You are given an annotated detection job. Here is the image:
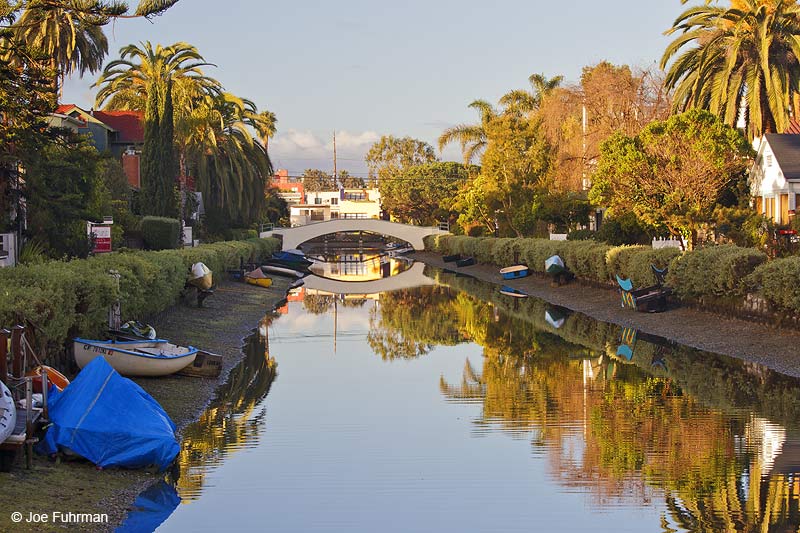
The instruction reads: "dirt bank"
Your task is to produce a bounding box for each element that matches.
[0,278,290,532]
[414,251,800,378]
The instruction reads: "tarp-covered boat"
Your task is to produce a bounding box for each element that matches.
[272,251,312,266]
[245,267,273,288]
[39,357,179,470]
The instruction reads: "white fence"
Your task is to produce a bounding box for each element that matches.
[652,237,684,250]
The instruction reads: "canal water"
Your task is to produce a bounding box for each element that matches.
[126,264,800,532]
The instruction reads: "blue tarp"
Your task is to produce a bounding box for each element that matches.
[115,481,180,533]
[39,357,179,470]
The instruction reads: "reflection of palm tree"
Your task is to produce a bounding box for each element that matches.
[175,329,278,500]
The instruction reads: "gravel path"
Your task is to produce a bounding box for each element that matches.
[414,252,800,378]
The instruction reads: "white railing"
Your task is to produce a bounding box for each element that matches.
[652,237,684,250]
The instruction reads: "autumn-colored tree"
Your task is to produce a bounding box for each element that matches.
[589,109,753,248]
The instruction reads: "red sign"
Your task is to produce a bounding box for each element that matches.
[90,225,112,253]
[778,229,798,236]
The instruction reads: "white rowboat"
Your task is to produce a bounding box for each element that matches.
[261,264,304,278]
[73,339,198,377]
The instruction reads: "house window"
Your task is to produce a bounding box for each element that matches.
[330,212,339,219]
[331,197,338,205]
[314,197,322,205]
[343,192,366,201]
[343,213,368,219]
[766,155,773,167]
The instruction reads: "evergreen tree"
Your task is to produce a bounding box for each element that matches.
[140,82,161,216]
[140,80,178,217]
[159,79,178,217]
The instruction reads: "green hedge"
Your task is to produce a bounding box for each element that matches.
[423,235,790,312]
[746,257,800,315]
[424,235,677,286]
[141,216,182,250]
[0,237,280,352]
[667,245,766,299]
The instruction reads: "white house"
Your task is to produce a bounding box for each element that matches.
[291,188,381,226]
[750,133,800,225]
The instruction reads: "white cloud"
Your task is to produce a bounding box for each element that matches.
[269,129,379,176]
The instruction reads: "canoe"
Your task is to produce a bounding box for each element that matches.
[500,285,528,298]
[26,365,70,393]
[443,254,462,263]
[245,276,273,288]
[500,265,529,280]
[73,339,198,377]
[261,264,304,278]
[0,381,15,444]
[545,255,565,275]
[456,257,475,267]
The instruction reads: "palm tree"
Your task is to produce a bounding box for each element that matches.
[438,99,497,164]
[7,2,109,94]
[499,73,564,114]
[661,0,800,137]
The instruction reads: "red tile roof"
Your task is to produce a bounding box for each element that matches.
[785,119,800,135]
[92,110,144,143]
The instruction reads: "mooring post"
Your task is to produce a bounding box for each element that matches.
[11,325,23,379]
[0,329,8,385]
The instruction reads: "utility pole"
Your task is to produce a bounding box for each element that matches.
[333,130,338,187]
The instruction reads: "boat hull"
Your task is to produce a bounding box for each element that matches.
[545,255,565,275]
[0,381,15,444]
[261,264,304,278]
[26,365,70,393]
[73,339,197,377]
[499,285,528,298]
[245,277,273,288]
[455,257,475,267]
[443,254,462,263]
[500,265,529,280]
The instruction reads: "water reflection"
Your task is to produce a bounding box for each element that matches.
[308,250,412,282]
[150,268,800,532]
[173,315,278,501]
[380,272,800,531]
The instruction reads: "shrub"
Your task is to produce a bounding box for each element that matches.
[141,216,181,250]
[567,229,594,241]
[667,245,767,299]
[606,246,682,287]
[746,257,800,315]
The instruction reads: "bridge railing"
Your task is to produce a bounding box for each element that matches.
[437,221,450,232]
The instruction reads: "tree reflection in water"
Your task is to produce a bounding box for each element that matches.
[173,315,279,501]
[373,277,800,532]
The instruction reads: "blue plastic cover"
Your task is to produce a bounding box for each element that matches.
[39,357,179,470]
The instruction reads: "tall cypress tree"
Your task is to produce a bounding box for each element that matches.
[140,84,161,216]
[159,79,178,217]
[140,80,179,217]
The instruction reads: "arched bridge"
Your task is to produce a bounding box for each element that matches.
[302,262,436,295]
[261,219,449,251]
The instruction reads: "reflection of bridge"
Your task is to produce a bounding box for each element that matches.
[262,219,449,251]
[302,261,436,295]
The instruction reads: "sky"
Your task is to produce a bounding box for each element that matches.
[62,0,690,177]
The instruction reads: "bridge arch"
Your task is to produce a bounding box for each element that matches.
[263,219,449,251]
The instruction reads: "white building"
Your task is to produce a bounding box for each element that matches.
[750,133,800,225]
[290,188,381,226]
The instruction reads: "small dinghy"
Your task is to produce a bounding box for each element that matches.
[456,257,476,267]
[499,285,528,298]
[443,254,462,263]
[261,264,304,279]
[73,339,198,377]
[245,267,273,288]
[26,365,70,393]
[0,381,16,444]
[500,265,529,280]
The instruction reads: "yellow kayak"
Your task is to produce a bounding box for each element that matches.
[245,276,273,288]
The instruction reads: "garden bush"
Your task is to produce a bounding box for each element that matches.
[141,216,182,250]
[667,245,766,299]
[606,246,682,288]
[0,237,280,353]
[746,257,800,315]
